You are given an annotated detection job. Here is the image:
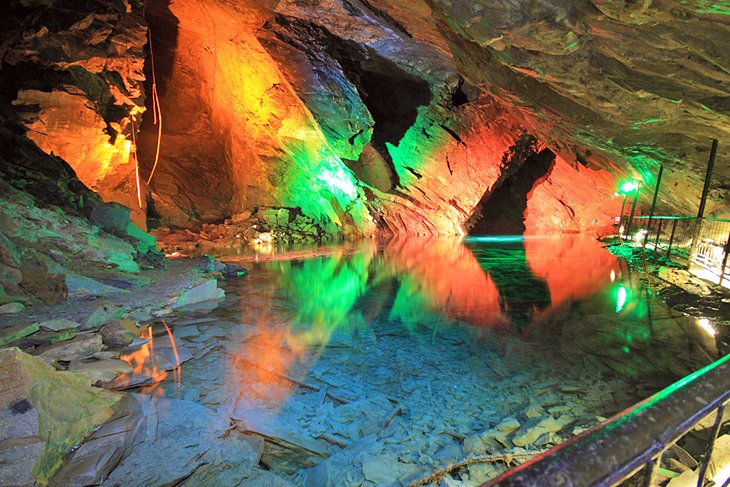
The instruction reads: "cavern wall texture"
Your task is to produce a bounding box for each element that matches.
[2,0,728,237]
[3,0,148,227]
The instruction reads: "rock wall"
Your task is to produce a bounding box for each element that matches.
[0,127,159,307]
[2,0,148,227]
[429,0,730,218]
[136,0,628,236]
[2,0,728,238]
[137,0,375,236]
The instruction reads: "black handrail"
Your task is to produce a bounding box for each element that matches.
[485,353,730,487]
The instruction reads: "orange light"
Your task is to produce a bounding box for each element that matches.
[130,116,143,209]
[120,326,168,387]
[161,319,182,385]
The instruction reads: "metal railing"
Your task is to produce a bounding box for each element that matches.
[486,353,730,487]
[692,218,730,286]
[626,215,696,261]
[623,215,730,286]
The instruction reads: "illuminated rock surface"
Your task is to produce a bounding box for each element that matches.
[4,0,726,236]
[0,1,729,485]
[0,347,119,485]
[132,0,727,233]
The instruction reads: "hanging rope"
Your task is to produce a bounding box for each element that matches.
[130,116,143,209]
[146,29,163,186]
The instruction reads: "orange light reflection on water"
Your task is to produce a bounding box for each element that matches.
[119,323,182,393]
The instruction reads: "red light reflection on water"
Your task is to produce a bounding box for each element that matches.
[525,237,621,311]
[384,238,509,329]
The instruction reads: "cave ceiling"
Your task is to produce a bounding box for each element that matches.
[1,0,728,235]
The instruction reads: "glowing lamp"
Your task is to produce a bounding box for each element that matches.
[619,181,639,194]
[698,318,716,336]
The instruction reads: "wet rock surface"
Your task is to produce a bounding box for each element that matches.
[606,243,730,351]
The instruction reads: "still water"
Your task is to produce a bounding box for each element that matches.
[132,237,718,485]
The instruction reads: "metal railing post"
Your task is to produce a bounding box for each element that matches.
[645,166,664,248]
[620,194,628,238]
[695,404,725,487]
[628,185,640,237]
[689,139,719,268]
[697,140,718,221]
[667,219,678,259]
[720,227,730,287]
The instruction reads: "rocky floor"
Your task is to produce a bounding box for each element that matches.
[70,271,646,487]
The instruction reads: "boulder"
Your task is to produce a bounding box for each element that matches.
[100,319,139,348]
[0,348,119,484]
[362,454,419,484]
[495,417,521,436]
[0,302,25,314]
[68,359,133,385]
[522,400,546,419]
[82,302,125,330]
[39,319,80,332]
[173,279,224,309]
[512,417,564,448]
[89,202,131,236]
[65,275,129,297]
[463,433,487,456]
[0,322,40,347]
[18,329,77,347]
[19,261,67,305]
[37,334,104,364]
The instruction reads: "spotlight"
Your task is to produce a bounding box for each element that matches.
[697,318,716,336]
[618,180,639,195]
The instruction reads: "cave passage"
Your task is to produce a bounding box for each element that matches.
[470,147,556,235]
[327,41,432,190]
[355,66,432,156]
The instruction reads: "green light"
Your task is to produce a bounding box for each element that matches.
[616,285,627,313]
[619,181,638,194]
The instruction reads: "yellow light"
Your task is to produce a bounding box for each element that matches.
[633,229,647,244]
[610,270,616,282]
[698,318,716,336]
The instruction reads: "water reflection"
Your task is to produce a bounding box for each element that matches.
[220,236,716,396]
[466,239,552,327]
[228,236,623,334]
[117,236,720,485]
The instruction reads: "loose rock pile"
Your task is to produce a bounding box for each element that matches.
[152,206,347,255]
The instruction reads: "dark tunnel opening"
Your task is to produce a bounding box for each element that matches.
[470,147,557,235]
[331,50,432,191]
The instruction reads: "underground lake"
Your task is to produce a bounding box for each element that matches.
[20,236,713,486]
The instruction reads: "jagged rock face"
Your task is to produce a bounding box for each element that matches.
[136,0,374,235]
[3,0,728,236]
[427,0,730,218]
[0,127,161,306]
[136,0,631,235]
[2,0,148,227]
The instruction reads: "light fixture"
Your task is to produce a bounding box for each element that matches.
[697,318,717,336]
[618,180,639,195]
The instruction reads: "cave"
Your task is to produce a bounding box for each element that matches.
[470,145,557,235]
[1,0,729,485]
